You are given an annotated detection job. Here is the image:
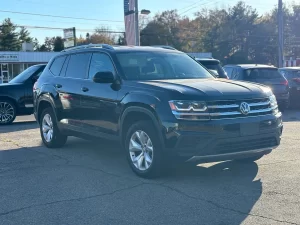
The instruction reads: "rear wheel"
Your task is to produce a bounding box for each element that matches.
[40,107,67,148]
[0,100,16,125]
[125,121,164,178]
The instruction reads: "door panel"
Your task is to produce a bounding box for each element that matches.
[80,52,119,136]
[55,53,91,128]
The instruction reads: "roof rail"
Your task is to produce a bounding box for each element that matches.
[151,45,177,50]
[62,43,114,52]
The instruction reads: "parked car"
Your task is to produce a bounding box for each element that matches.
[34,44,282,178]
[195,58,228,79]
[0,64,46,125]
[279,67,300,107]
[223,64,289,111]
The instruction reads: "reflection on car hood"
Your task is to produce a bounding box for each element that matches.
[140,79,270,99]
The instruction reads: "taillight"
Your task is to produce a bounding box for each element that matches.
[281,80,288,86]
[292,77,300,83]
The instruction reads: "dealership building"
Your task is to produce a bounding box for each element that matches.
[0,51,58,83]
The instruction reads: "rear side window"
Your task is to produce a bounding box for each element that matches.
[50,56,67,76]
[244,69,282,81]
[65,53,91,79]
[231,68,240,80]
[88,53,115,79]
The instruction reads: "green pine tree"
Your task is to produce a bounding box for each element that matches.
[0,18,20,51]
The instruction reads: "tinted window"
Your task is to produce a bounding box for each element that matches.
[9,65,45,84]
[244,69,282,81]
[65,53,91,79]
[197,61,226,78]
[281,70,300,79]
[88,53,115,79]
[224,67,233,78]
[231,68,240,80]
[50,56,66,76]
[116,52,213,80]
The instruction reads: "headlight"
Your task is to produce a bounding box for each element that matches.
[269,95,277,108]
[169,100,209,120]
[169,100,207,112]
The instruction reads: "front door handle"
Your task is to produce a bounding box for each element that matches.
[81,87,89,92]
[55,84,62,88]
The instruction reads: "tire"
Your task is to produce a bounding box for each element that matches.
[39,107,67,148]
[0,100,16,125]
[236,154,264,163]
[125,121,164,178]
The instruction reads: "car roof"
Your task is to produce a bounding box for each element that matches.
[61,44,182,54]
[224,64,277,69]
[279,67,300,70]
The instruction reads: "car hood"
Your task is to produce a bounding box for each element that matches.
[138,79,270,100]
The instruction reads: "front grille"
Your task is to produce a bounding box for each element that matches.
[216,137,278,154]
[172,98,278,120]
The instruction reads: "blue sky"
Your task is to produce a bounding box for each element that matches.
[0,0,294,43]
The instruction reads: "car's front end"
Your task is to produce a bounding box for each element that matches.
[152,80,282,163]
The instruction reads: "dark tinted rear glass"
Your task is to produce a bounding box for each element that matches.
[9,65,45,83]
[65,53,91,79]
[244,69,282,80]
[197,60,226,78]
[282,70,300,79]
[50,56,67,76]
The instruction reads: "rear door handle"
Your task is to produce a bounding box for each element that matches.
[81,87,89,92]
[55,84,62,88]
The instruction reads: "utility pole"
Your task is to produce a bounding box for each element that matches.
[134,0,140,46]
[278,0,284,67]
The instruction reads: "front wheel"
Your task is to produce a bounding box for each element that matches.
[40,107,67,148]
[125,121,164,178]
[0,100,16,125]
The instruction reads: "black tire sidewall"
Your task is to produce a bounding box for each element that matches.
[40,107,66,148]
[125,121,163,178]
[0,100,16,125]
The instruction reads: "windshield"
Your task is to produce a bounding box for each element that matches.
[244,68,282,80]
[9,65,44,84]
[197,60,227,78]
[116,52,213,80]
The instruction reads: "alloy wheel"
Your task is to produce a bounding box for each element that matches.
[42,114,53,142]
[129,130,154,171]
[0,102,15,124]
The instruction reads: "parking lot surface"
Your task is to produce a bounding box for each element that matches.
[1,111,300,225]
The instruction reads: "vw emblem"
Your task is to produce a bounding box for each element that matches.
[240,102,250,115]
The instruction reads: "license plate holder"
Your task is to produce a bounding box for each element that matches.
[240,123,259,136]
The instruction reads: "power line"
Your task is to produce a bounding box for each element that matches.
[179,0,221,16]
[178,0,206,12]
[0,10,124,23]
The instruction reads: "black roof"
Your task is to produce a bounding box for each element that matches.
[61,44,182,54]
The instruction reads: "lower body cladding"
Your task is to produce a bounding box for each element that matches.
[162,113,283,163]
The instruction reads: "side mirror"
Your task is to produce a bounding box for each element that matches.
[93,72,115,83]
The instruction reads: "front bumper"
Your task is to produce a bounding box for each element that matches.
[162,112,283,162]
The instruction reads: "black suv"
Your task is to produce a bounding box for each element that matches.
[34,44,283,177]
[0,64,46,124]
[223,64,289,110]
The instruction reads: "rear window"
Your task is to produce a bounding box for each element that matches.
[50,56,67,76]
[281,70,300,79]
[197,60,227,78]
[244,69,282,80]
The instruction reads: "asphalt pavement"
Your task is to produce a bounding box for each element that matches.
[0,112,300,225]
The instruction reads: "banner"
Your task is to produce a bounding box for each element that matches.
[124,0,136,45]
